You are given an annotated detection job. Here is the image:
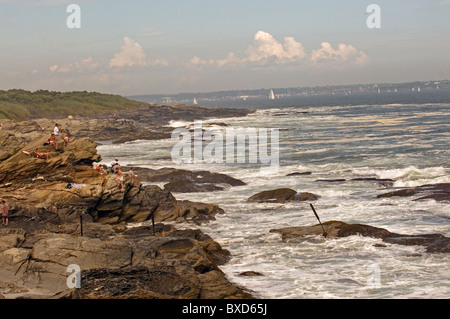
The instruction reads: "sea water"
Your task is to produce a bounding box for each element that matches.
[98,90,450,299]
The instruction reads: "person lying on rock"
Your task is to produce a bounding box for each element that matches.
[49,133,58,150]
[34,148,52,162]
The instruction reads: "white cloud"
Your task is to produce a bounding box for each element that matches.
[311,42,369,65]
[109,37,149,68]
[148,59,170,67]
[49,64,71,73]
[188,31,306,68]
[49,65,59,73]
[187,52,238,68]
[109,37,169,68]
[49,56,100,73]
[187,31,367,69]
[245,30,306,63]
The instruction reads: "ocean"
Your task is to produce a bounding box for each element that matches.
[98,90,450,299]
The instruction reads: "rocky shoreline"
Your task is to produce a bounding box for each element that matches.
[1,102,449,299]
[0,104,255,299]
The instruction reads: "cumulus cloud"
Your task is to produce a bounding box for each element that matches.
[187,31,306,68]
[187,31,367,69]
[187,52,239,68]
[109,37,150,68]
[245,31,306,63]
[109,37,169,68]
[49,64,71,73]
[311,42,369,65]
[49,56,100,73]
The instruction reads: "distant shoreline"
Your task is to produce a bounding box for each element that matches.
[127,79,450,106]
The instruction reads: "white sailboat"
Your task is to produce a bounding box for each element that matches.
[193,97,198,105]
[269,89,275,100]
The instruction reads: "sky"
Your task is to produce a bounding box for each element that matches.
[1,0,450,96]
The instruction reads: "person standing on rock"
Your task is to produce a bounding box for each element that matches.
[115,168,125,191]
[1,200,8,227]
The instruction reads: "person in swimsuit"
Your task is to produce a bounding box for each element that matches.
[49,133,58,150]
[34,148,52,162]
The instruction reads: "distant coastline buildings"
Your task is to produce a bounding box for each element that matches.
[129,80,449,105]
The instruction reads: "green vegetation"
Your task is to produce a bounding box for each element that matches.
[0,89,144,121]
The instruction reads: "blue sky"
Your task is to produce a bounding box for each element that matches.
[1,0,449,95]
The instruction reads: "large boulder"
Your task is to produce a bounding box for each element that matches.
[377,188,416,198]
[247,188,319,203]
[133,167,246,193]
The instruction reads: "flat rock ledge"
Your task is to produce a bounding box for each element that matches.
[132,167,246,193]
[270,220,450,254]
[377,183,450,203]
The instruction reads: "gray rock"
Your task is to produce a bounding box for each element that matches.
[270,220,450,253]
[247,188,319,203]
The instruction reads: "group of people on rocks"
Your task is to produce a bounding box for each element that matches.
[92,157,138,192]
[22,123,74,163]
[49,123,72,148]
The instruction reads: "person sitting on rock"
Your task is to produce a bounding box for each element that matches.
[114,168,125,191]
[111,158,121,174]
[61,129,72,146]
[92,159,106,175]
[127,168,138,183]
[53,123,61,136]
[34,148,52,162]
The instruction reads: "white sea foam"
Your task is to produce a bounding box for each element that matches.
[167,119,193,128]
